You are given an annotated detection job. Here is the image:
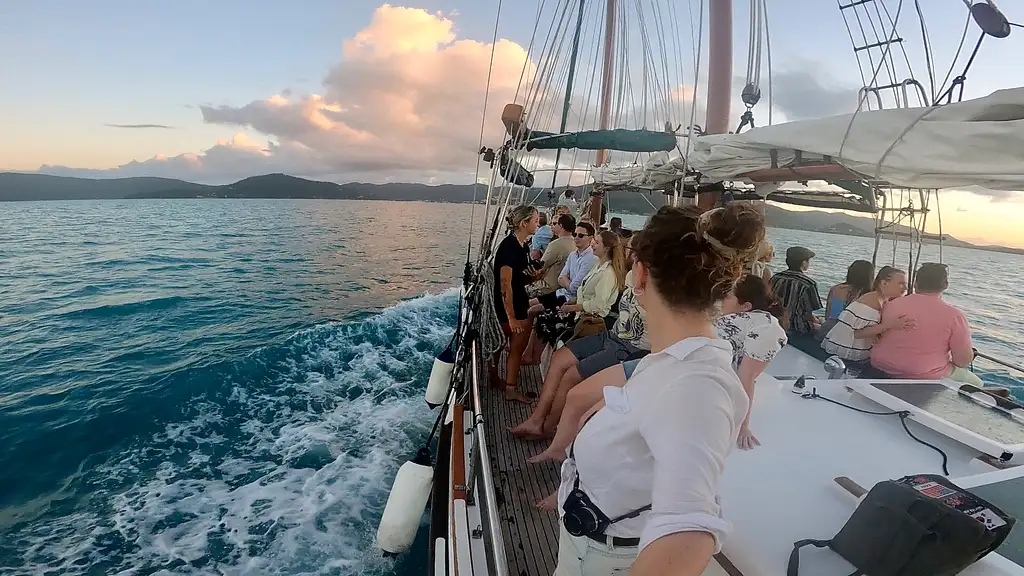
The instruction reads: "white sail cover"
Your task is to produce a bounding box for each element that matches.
[688,87,1024,191]
[592,146,687,188]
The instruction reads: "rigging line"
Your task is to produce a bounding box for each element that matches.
[524,0,572,117]
[876,0,921,102]
[649,0,675,120]
[863,1,901,96]
[763,0,773,125]
[935,10,973,103]
[912,0,936,102]
[513,0,549,106]
[840,2,870,90]
[664,0,688,124]
[838,0,906,164]
[849,8,881,107]
[468,0,506,261]
[682,0,704,166]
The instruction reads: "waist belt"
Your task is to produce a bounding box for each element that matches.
[586,533,640,547]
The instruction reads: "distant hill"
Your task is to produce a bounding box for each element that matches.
[2,172,1021,255]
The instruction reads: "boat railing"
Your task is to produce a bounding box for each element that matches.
[468,339,510,576]
[973,350,1024,376]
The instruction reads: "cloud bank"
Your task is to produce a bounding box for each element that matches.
[45,5,534,184]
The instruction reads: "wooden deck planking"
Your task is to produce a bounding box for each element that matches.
[480,351,562,576]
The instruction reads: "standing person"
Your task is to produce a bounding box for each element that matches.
[557,188,580,216]
[492,205,541,403]
[552,204,763,576]
[770,246,824,358]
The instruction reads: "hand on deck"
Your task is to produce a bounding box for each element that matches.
[737,424,760,450]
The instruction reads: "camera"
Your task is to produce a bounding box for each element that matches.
[561,488,612,538]
[529,258,544,270]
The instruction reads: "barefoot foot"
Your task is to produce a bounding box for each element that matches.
[527,449,565,465]
[508,420,545,437]
[536,492,558,511]
[504,387,536,404]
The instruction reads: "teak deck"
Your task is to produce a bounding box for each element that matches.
[483,353,561,576]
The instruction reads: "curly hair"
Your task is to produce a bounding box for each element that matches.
[632,204,765,312]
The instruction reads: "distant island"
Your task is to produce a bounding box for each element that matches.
[2,171,1022,256]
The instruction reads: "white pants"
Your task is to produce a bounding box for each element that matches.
[553,525,638,576]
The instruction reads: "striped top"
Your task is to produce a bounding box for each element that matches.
[769,270,822,335]
[822,301,881,361]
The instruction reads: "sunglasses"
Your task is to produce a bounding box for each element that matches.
[573,233,590,238]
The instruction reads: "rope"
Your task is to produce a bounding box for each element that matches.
[468,0,506,262]
[480,253,508,358]
[763,0,773,125]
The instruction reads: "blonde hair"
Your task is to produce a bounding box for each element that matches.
[506,204,537,232]
[756,239,774,263]
[599,230,628,292]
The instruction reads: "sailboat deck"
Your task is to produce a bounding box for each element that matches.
[483,353,561,576]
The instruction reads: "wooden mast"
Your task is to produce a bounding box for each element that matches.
[697,0,733,211]
[589,0,617,225]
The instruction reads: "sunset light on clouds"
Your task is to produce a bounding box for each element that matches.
[3,1,1024,245]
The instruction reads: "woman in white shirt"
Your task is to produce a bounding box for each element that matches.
[553,204,763,576]
[714,275,788,451]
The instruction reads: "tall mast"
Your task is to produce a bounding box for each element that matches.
[589,0,617,224]
[698,0,733,210]
[552,0,587,191]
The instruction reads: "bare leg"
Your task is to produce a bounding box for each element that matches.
[504,323,533,403]
[529,363,627,464]
[509,346,579,436]
[536,491,558,510]
[541,365,584,437]
[521,303,547,365]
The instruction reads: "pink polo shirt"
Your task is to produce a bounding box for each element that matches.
[870,293,973,379]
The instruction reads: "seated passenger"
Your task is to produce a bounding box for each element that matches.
[510,232,636,440]
[869,263,982,385]
[822,266,911,375]
[530,213,576,299]
[713,275,788,450]
[749,240,773,289]
[522,221,596,364]
[770,246,825,359]
[529,212,553,260]
[528,273,785,469]
[824,260,874,322]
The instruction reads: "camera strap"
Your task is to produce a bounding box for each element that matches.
[569,411,652,524]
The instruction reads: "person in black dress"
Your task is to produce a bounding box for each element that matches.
[493,204,540,403]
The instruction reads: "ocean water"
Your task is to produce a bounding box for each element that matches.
[0,199,1021,576]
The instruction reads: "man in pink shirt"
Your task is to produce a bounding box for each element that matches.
[869,263,982,385]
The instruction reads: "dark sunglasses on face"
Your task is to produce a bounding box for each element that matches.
[573,233,590,238]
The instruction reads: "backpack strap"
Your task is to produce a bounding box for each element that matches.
[788,539,863,576]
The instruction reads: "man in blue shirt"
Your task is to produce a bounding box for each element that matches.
[530,212,553,260]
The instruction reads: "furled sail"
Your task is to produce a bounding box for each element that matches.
[688,87,1024,191]
[524,129,678,153]
[498,148,535,188]
[591,150,688,188]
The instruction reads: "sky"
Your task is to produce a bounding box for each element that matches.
[2,0,1024,246]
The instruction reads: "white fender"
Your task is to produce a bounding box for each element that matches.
[377,459,434,555]
[425,347,456,408]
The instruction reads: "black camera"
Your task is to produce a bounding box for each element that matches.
[561,488,612,538]
[529,258,544,270]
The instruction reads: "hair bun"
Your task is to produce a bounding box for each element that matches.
[702,203,764,257]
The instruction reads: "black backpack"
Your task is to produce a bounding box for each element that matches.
[789,474,1015,576]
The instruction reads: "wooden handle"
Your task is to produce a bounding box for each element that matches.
[835,476,867,498]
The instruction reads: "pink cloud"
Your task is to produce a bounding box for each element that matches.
[45,5,535,184]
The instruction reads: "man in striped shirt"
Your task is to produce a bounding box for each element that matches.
[770,246,824,357]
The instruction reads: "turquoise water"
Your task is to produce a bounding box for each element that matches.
[1,200,1021,576]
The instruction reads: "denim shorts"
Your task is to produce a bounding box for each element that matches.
[622,358,642,380]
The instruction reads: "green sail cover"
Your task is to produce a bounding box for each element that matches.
[525,129,677,153]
